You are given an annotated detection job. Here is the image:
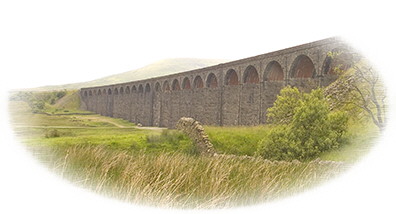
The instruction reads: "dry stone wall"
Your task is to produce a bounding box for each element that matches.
[176,117,216,156]
[81,38,356,128]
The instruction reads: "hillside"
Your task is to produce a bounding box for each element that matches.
[53,90,81,110]
[31,58,229,91]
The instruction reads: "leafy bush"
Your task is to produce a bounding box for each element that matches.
[267,86,303,124]
[31,100,45,113]
[258,88,349,161]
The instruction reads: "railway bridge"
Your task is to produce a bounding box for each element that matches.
[80,38,354,127]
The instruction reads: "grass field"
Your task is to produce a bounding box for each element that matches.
[8,99,379,208]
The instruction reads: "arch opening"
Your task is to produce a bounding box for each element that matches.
[155,82,161,92]
[206,73,218,88]
[193,76,204,89]
[182,77,191,89]
[114,88,119,95]
[138,85,144,93]
[145,83,151,93]
[225,69,239,85]
[98,90,102,95]
[131,85,137,93]
[163,81,170,91]
[107,88,112,95]
[243,65,259,84]
[126,86,130,94]
[290,55,315,78]
[172,79,181,91]
[265,61,284,81]
[84,91,88,97]
[120,87,124,94]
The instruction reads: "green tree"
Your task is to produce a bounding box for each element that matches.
[266,86,302,124]
[259,88,349,161]
[324,53,386,131]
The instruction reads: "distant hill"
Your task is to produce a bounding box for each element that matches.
[30,58,229,91]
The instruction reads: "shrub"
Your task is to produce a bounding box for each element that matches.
[30,100,45,113]
[266,86,303,124]
[45,129,61,138]
[258,88,349,161]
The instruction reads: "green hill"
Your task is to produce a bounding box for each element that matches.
[31,58,229,91]
[53,90,81,110]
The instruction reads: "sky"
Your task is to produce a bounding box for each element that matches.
[1,0,396,214]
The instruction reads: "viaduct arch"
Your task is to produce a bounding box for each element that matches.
[81,38,355,127]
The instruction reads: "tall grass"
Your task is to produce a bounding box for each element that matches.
[33,143,346,209]
[205,126,271,156]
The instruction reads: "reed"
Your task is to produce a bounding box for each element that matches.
[34,143,346,209]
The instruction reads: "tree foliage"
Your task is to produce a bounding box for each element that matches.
[266,86,302,124]
[9,90,68,113]
[324,54,386,131]
[259,88,349,161]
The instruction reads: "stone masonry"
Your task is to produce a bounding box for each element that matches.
[80,37,356,128]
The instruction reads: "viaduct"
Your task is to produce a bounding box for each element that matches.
[80,37,354,128]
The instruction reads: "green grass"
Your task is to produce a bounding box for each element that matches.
[319,120,379,163]
[8,98,379,208]
[53,90,82,110]
[11,101,194,154]
[205,126,271,156]
[9,101,133,128]
[32,143,345,208]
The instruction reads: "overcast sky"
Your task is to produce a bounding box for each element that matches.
[1,1,396,214]
[1,0,394,90]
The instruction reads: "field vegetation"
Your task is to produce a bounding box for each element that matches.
[8,58,383,208]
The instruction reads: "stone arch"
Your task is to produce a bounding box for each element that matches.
[93,90,97,95]
[138,84,144,93]
[114,88,119,95]
[98,89,102,95]
[225,69,239,85]
[172,79,181,91]
[103,89,107,95]
[322,48,353,75]
[193,75,204,89]
[88,90,92,96]
[163,81,170,91]
[84,91,88,97]
[243,65,259,84]
[265,61,284,81]
[125,86,130,94]
[107,88,112,95]
[182,77,191,89]
[131,85,137,93]
[206,73,218,88]
[290,55,315,78]
[155,82,161,92]
[120,87,124,94]
[145,83,151,93]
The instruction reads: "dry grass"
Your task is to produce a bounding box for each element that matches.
[33,143,346,209]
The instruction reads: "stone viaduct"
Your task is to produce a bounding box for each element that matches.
[80,37,354,128]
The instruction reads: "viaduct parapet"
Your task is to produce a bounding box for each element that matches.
[80,37,355,127]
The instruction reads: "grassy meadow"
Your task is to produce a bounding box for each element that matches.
[8,90,379,208]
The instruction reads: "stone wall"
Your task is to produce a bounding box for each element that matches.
[80,37,356,128]
[176,117,216,156]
